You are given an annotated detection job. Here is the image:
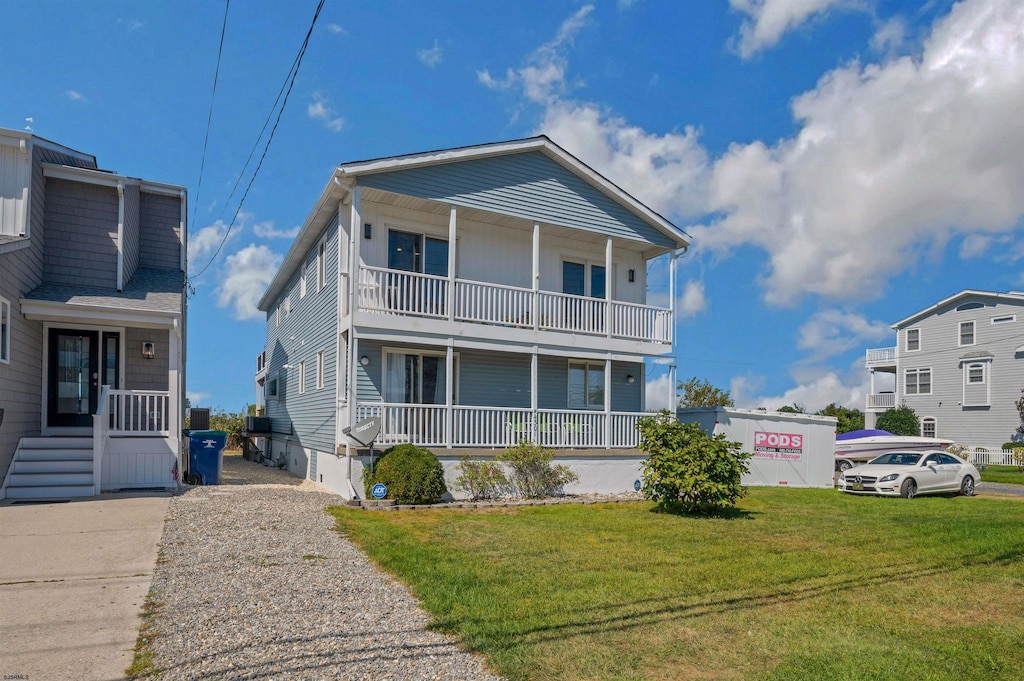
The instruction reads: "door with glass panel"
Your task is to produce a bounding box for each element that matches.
[387,230,449,316]
[562,261,606,333]
[384,351,449,444]
[47,329,100,427]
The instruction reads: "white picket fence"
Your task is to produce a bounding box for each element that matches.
[962,447,1023,467]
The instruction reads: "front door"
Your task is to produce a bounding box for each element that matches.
[47,328,99,428]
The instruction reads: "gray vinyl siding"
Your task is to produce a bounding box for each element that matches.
[139,192,182,270]
[897,296,1024,448]
[355,339,383,403]
[125,327,169,391]
[42,178,118,288]
[122,183,140,285]
[357,151,675,248]
[264,214,339,455]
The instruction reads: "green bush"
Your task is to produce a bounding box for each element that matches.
[1002,442,1024,450]
[362,443,447,504]
[876,404,920,436]
[454,457,509,501]
[498,441,578,498]
[638,413,752,515]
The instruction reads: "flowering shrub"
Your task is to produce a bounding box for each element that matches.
[454,457,509,501]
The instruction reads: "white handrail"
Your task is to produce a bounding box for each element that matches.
[109,389,170,436]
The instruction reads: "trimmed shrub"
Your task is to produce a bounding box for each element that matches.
[362,443,447,504]
[1002,442,1024,450]
[454,457,509,501]
[876,404,920,436]
[498,441,578,498]
[638,413,752,515]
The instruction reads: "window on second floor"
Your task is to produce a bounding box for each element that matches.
[0,295,10,364]
[317,240,327,291]
[905,328,920,352]
[298,361,306,394]
[905,368,931,395]
[300,261,308,298]
[268,376,279,399]
[316,350,325,390]
[959,321,975,346]
[967,363,985,384]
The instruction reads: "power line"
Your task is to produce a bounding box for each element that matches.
[190,0,326,281]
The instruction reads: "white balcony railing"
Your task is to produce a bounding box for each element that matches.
[865,347,896,365]
[109,390,171,436]
[866,392,896,410]
[355,402,651,449]
[353,267,672,344]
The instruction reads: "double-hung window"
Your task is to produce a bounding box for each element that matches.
[568,361,605,410]
[905,368,931,395]
[0,295,10,364]
[921,417,937,438]
[967,364,985,384]
[905,328,920,352]
[959,321,975,346]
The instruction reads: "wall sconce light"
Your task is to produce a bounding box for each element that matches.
[364,223,372,239]
[626,375,635,384]
[360,355,370,366]
[142,342,155,359]
[628,269,636,283]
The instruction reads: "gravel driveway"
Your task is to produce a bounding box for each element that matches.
[142,455,502,680]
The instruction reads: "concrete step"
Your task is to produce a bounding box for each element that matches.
[18,448,93,462]
[13,459,93,474]
[5,485,95,499]
[19,437,93,449]
[8,472,93,487]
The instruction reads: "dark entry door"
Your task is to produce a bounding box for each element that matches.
[47,328,99,427]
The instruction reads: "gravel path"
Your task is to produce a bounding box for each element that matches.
[143,457,503,680]
[978,481,1024,497]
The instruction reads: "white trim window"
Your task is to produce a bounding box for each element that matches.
[316,350,325,390]
[298,360,306,394]
[0,295,10,364]
[905,328,920,352]
[959,320,975,347]
[300,261,308,298]
[568,360,605,410]
[962,360,991,407]
[905,368,932,395]
[268,374,279,400]
[275,305,281,327]
[992,314,1016,325]
[967,363,985,384]
[317,240,326,291]
[921,417,937,439]
[383,348,455,404]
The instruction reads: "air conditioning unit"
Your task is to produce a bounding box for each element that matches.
[245,416,271,433]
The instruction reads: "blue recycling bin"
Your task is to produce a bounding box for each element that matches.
[187,430,228,485]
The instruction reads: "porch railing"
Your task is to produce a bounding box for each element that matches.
[355,266,672,344]
[109,389,171,436]
[356,402,651,449]
[865,392,896,410]
[865,347,897,365]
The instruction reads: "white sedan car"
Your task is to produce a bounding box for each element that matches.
[837,450,979,499]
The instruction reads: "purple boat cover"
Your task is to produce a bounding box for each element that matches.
[836,429,895,441]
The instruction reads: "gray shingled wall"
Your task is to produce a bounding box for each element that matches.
[42,178,118,289]
[125,327,170,391]
[139,192,182,271]
[122,183,140,285]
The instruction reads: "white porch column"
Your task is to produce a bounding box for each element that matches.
[448,205,457,321]
[445,340,454,448]
[668,251,677,345]
[869,369,876,396]
[168,326,181,483]
[348,333,359,430]
[605,237,613,338]
[531,347,538,443]
[604,356,612,449]
[349,186,362,323]
[532,222,540,330]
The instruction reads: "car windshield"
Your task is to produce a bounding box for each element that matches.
[868,453,922,466]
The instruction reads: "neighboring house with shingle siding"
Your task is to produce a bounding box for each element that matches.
[863,290,1024,449]
[0,128,187,499]
[252,137,689,499]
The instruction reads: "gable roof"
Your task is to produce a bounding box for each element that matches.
[892,290,1024,329]
[258,136,689,310]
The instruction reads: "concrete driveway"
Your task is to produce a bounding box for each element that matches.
[0,493,170,681]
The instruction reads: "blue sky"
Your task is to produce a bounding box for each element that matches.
[3,0,1022,413]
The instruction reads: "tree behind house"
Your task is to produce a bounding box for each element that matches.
[678,376,735,408]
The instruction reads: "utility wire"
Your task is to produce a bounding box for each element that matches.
[190,0,326,281]
[189,0,231,255]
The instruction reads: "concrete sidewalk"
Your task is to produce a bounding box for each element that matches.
[0,493,170,681]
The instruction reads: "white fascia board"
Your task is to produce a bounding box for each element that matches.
[0,128,96,165]
[257,174,353,311]
[140,179,188,196]
[19,299,179,328]
[42,163,124,187]
[891,289,1024,329]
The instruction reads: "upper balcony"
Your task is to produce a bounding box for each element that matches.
[865,346,896,368]
[351,265,672,345]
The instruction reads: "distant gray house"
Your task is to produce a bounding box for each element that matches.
[0,128,187,499]
[253,136,689,498]
[864,290,1024,449]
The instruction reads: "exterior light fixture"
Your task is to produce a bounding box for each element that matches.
[360,355,370,366]
[142,342,155,359]
[626,375,635,384]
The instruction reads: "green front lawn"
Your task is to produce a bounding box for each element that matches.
[980,465,1024,485]
[329,489,1024,681]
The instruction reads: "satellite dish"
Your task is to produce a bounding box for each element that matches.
[344,416,381,448]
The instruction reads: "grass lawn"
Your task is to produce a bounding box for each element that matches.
[329,489,1024,681]
[980,465,1024,485]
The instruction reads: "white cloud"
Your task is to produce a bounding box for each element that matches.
[729,0,850,58]
[797,309,891,361]
[731,367,870,413]
[307,93,345,133]
[65,90,86,102]
[188,221,236,265]
[478,4,594,104]
[618,0,640,9]
[252,221,301,239]
[117,18,147,33]
[215,245,282,321]
[871,16,907,55]
[417,40,444,68]
[678,280,707,318]
[645,373,673,411]
[695,0,1024,305]
[186,391,211,406]
[326,22,348,35]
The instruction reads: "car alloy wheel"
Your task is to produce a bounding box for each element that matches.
[900,478,917,499]
[961,475,975,496]
[838,460,853,472]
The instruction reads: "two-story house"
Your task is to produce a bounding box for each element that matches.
[0,128,187,499]
[254,136,689,499]
[864,290,1024,449]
